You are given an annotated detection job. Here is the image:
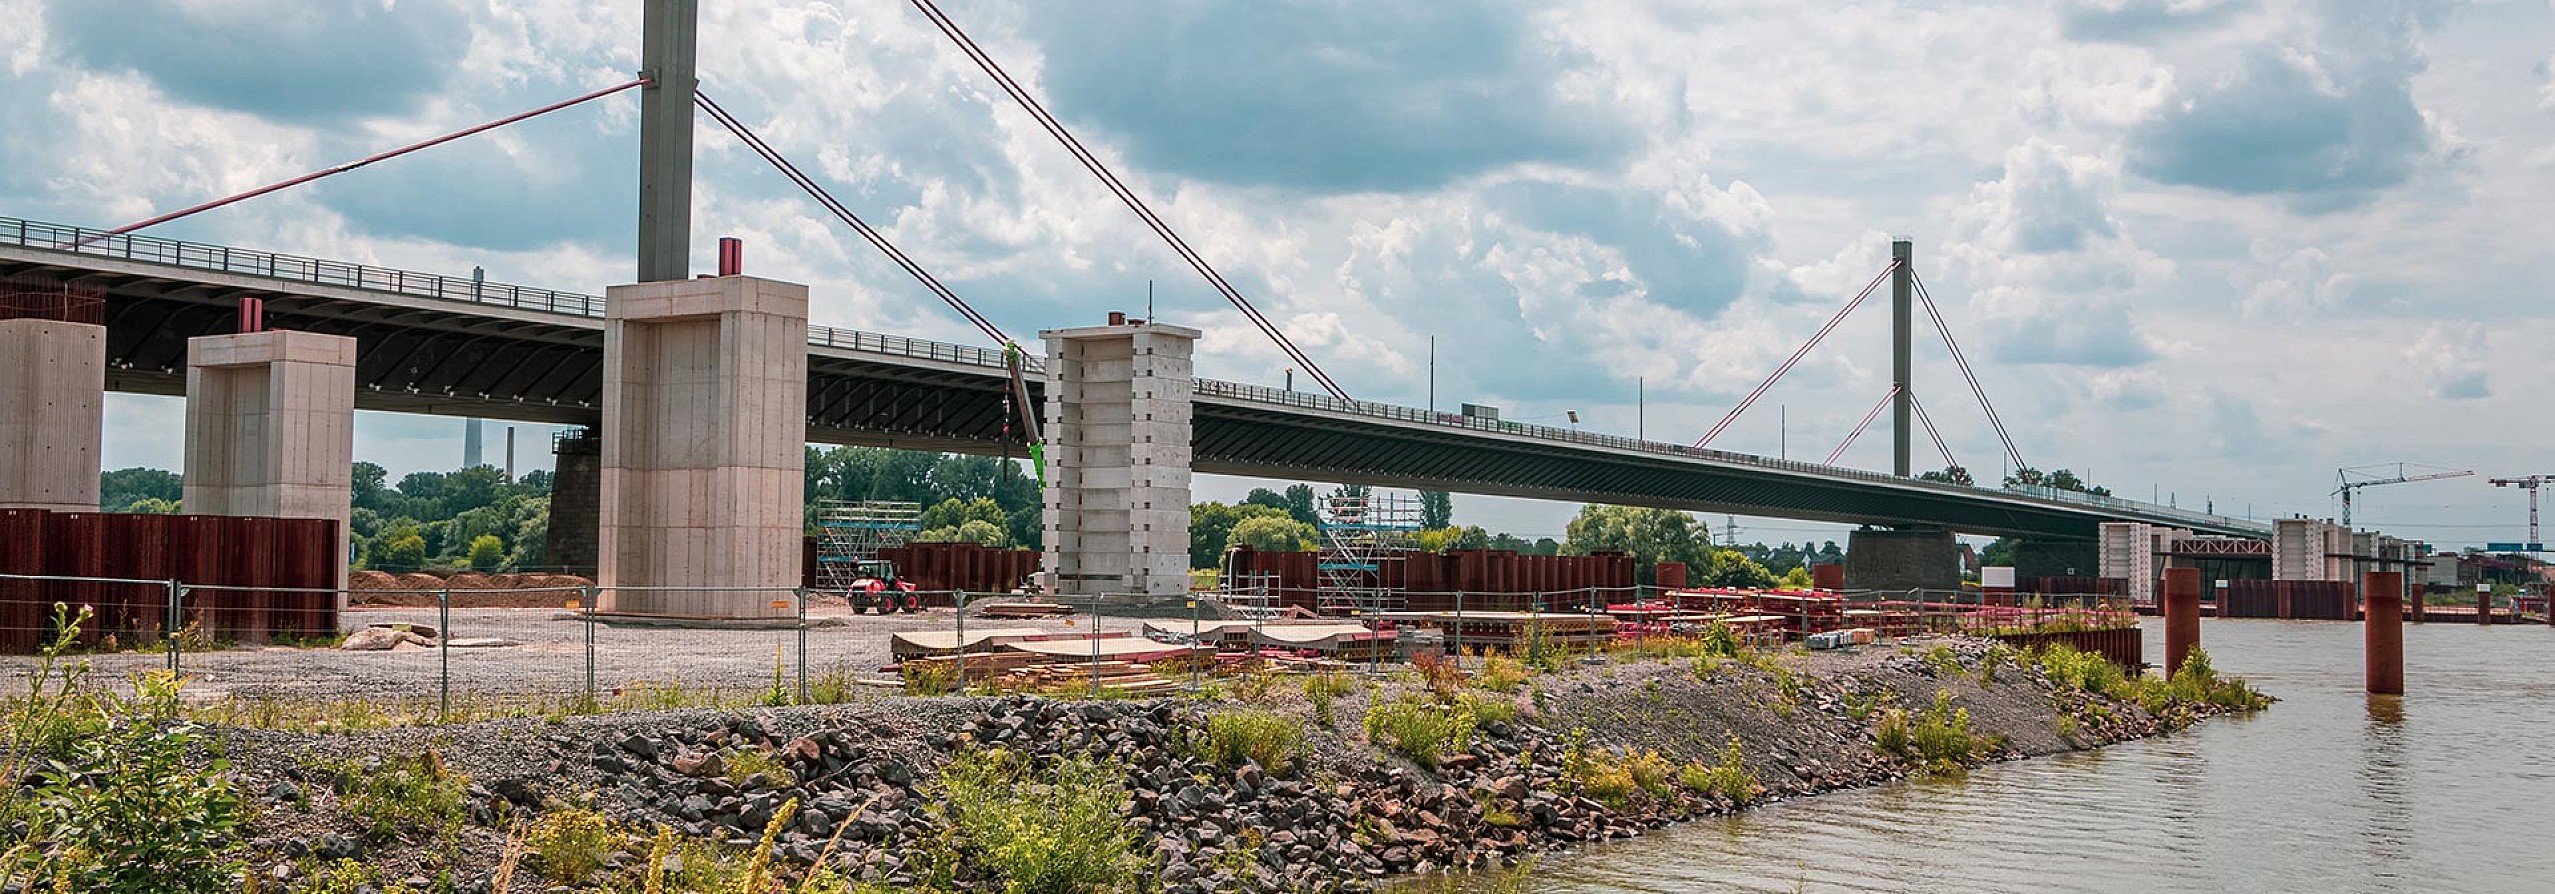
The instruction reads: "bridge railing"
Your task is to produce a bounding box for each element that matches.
[1,216,608,317]
[1192,377,2260,533]
[807,325,1009,369]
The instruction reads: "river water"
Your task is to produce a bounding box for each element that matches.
[1421,619,2555,894]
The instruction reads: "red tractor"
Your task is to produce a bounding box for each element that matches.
[847,559,922,614]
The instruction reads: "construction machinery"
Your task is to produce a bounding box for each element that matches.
[2489,475,2550,551]
[814,500,921,611]
[2333,464,2472,528]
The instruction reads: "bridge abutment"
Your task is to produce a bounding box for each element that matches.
[182,330,357,593]
[1040,318,1197,598]
[597,275,806,618]
[0,318,103,512]
[1844,526,1959,593]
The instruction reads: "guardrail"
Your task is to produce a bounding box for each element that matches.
[1,215,2258,533]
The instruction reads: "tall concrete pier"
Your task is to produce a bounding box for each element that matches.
[182,330,358,591]
[597,275,807,618]
[1041,317,1198,598]
[0,316,103,512]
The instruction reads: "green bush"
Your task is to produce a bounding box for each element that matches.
[1363,698,1479,768]
[3,668,246,894]
[936,748,1142,894]
[1877,690,1992,774]
[1678,737,1761,804]
[1302,672,1356,726]
[466,533,507,571]
[1190,708,1304,772]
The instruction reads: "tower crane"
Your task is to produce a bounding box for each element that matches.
[2490,475,2551,547]
[2333,464,2473,528]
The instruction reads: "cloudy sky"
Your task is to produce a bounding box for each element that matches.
[5,0,2546,548]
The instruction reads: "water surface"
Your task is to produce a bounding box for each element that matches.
[1421,619,2555,894]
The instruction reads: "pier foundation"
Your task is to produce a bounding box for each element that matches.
[0,318,103,512]
[2364,571,2404,695]
[183,330,357,594]
[2162,567,2200,678]
[1039,316,1197,598]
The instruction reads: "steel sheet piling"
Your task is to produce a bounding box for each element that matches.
[2365,571,2404,695]
[2163,567,2201,679]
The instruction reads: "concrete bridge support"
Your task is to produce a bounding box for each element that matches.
[1040,318,1197,598]
[597,275,806,618]
[544,429,601,578]
[1844,526,1959,593]
[182,330,357,591]
[0,318,103,512]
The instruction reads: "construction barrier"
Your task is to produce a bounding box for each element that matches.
[0,508,339,652]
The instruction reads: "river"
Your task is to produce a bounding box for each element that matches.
[1414,618,2555,894]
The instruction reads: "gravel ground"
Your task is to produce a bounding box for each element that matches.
[0,604,1153,704]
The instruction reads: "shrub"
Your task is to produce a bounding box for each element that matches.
[1877,690,1991,774]
[936,748,1142,894]
[1410,650,1467,699]
[725,746,800,789]
[1363,697,1479,767]
[525,805,620,883]
[4,668,246,894]
[903,660,961,696]
[1458,692,1519,727]
[1191,708,1304,772]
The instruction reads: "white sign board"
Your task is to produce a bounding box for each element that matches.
[1982,567,2016,589]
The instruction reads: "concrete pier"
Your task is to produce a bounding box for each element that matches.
[597,275,807,618]
[183,330,358,590]
[1040,317,1198,598]
[2365,571,2404,695]
[2163,567,2200,679]
[1844,526,1959,593]
[0,318,103,512]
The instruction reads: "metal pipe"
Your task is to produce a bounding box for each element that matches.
[2163,568,2200,679]
[2365,571,2404,695]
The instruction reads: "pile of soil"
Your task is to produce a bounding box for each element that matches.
[347,570,596,608]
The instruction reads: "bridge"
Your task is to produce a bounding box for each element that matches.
[1,214,2261,547]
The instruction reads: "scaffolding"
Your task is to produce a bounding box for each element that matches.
[1318,492,1421,614]
[812,500,921,592]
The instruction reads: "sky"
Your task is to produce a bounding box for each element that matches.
[5,0,2548,550]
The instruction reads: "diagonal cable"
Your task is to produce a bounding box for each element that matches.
[1910,269,2025,471]
[695,90,1019,352]
[904,0,1349,400]
[1909,394,1960,469]
[1695,261,1897,448]
[1825,385,1902,466]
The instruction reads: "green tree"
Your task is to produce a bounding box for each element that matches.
[1781,566,1816,589]
[1979,537,2019,567]
[1563,504,1707,585]
[1229,515,1317,553]
[466,534,506,571]
[374,528,428,573]
[120,497,180,514]
[1189,502,1288,568]
[1453,525,1490,550]
[99,467,183,512]
[1918,465,1975,487]
[1419,490,1454,529]
[1699,548,1778,588]
[1282,484,1322,527]
[1243,488,1293,517]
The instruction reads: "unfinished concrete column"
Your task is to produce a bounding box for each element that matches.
[0,314,104,512]
[1843,526,1958,593]
[2365,571,2404,695]
[2162,567,2200,679]
[183,331,357,591]
[1040,317,1198,598]
[598,275,807,618]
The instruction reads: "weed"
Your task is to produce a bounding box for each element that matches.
[1411,650,1468,700]
[1678,737,1761,804]
[1363,697,1480,768]
[299,858,376,894]
[1920,644,1965,678]
[935,748,1142,894]
[1190,708,1305,773]
[1,653,245,894]
[328,750,470,841]
[1459,692,1519,727]
[1470,654,1533,694]
[725,746,800,790]
[903,661,961,697]
[1876,690,1991,774]
[1230,668,1281,703]
[525,804,621,883]
[1302,671,1355,726]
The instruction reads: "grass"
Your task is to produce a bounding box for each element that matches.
[2029,643,2271,730]
[725,746,800,789]
[1189,707,1304,772]
[1874,690,1994,775]
[933,748,1143,894]
[323,750,470,841]
[525,803,620,883]
[1557,729,1677,809]
[1469,654,1533,694]
[1301,671,1356,726]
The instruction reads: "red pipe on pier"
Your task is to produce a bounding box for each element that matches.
[2365,571,2404,695]
[2163,567,2200,679]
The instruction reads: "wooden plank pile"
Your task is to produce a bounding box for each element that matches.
[1004,659,1182,696]
[972,601,1077,619]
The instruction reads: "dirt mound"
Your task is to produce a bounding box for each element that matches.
[346,569,595,607]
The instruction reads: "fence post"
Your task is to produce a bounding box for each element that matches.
[438,588,452,723]
[165,580,183,673]
[1453,589,1465,672]
[1089,593,1103,692]
[582,584,598,710]
[954,589,968,697]
[796,587,810,705]
[1188,591,1200,690]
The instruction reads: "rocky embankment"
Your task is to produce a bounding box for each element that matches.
[209,637,2255,893]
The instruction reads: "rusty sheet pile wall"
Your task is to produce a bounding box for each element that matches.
[0,508,339,653]
[1227,547,1637,613]
[798,537,1039,604]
